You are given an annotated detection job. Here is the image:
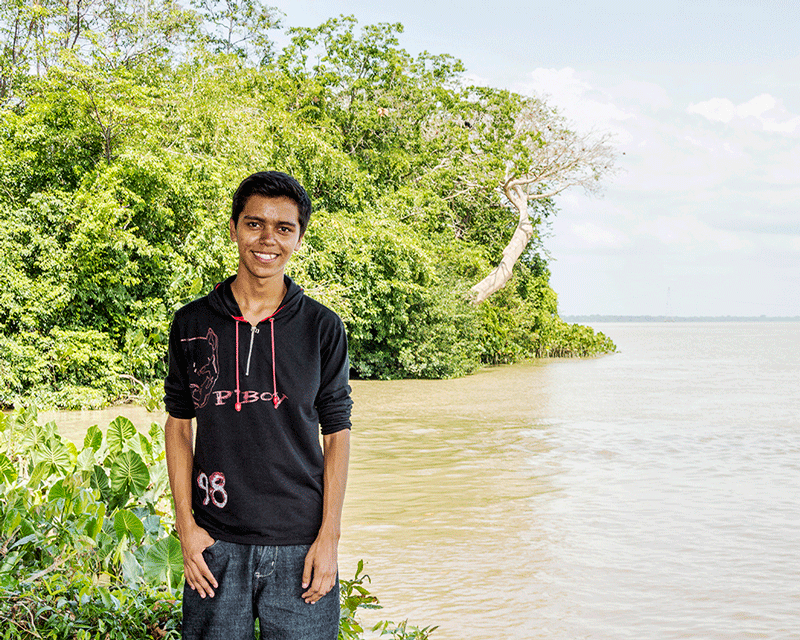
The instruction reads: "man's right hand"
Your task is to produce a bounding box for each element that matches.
[178,522,218,598]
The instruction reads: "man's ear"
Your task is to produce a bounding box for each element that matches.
[229,217,237,241]
[295,231,304,251]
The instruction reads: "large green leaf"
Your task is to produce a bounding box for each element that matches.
[110,450,150,497]
[146,460,170,499]
[85,502,106,541]
[143,535,183,587]
[141,514,164,538]
[4,510,22,536]
[18,407,37,433]
[114,508,145,543]
[47,479,73,502]
[139,433,153,460]
[148,421,163,442]
[107,417,137,454]
[149,422,165,459]
[96,586,121,611]
[42,421,59,443]
[65,440,79,464]
[189,276,203,296]
[28,461,51,486]
[121,549,144,586]
[90,464,111,502]
[0,453,17,484]
[127,432,152,462]
[31,439,73,475]
[130,330,145,350]
[76,447,95,473]
[21,424,46,452]
[84,424,103,451]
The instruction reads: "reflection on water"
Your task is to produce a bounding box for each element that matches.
[37,323,800,639]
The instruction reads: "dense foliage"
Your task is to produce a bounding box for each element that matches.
[0,2,614,409]
[0,407,182,637]
[0,407,432,639]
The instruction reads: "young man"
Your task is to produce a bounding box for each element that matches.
[164,171,351,640]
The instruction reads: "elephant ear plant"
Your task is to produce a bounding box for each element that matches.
[0,408,434,639]
[0,407,183,638]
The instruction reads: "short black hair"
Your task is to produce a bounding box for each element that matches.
[231,171,312,235]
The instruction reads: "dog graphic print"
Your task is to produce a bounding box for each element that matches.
[181,328,219,409]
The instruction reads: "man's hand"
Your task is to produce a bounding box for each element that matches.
[179,522,218,599]
[166,415,218,597]
[301,532,338,604]
[302,428,349,604]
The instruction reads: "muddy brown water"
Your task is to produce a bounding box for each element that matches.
[40,322,800,639]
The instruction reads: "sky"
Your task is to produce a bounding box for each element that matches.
[271,0,800,316]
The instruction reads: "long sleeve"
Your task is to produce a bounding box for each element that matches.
[315,315,352,435]
[164,312,197,420]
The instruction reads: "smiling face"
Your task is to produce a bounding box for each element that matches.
[229,195,303,285]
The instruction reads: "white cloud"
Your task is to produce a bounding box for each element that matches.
[460,71,492,88]
[512,68,634,139]
[513,67,800,315]
[687,94,800,134]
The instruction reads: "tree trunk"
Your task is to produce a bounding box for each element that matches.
[470,185,533,303]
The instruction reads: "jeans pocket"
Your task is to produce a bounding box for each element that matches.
[202,538,223,562]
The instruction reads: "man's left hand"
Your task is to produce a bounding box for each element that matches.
[301,533,338,604]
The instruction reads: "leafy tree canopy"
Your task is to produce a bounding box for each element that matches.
[0,3,615,409]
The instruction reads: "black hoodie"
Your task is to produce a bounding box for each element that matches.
[164,275,352,545]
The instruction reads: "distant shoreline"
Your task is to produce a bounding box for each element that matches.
[564,315,800,323]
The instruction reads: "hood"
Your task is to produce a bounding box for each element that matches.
[207,274,305,412]
[207,274,304,321]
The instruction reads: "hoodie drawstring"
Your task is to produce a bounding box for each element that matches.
[234,321,241,411]
[233,306,285,412]
[269,318,278,408]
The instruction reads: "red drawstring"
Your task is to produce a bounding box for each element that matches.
[235,321,241,411]
[270,318,278,408]
[232,302,286,412]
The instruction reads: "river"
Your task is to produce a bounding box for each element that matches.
[42,321,800,639]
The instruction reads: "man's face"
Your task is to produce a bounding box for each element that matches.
[229,195,303,283]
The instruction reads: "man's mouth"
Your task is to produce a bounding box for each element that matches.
[253,252,279,263]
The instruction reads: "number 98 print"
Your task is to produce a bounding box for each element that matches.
[197,471,228,508]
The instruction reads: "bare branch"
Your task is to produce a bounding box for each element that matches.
[469,92,617,302]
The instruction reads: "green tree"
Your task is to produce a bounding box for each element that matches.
[191,0,282,63]
[277,17,467,187]
[0,9,616,408]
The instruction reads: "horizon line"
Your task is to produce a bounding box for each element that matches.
[562,314,800,322]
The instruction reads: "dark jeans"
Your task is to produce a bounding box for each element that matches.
[182,540,339,640]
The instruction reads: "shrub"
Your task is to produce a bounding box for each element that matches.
[0,408,434,639]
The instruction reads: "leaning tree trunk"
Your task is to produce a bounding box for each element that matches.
[470,184,534,303]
